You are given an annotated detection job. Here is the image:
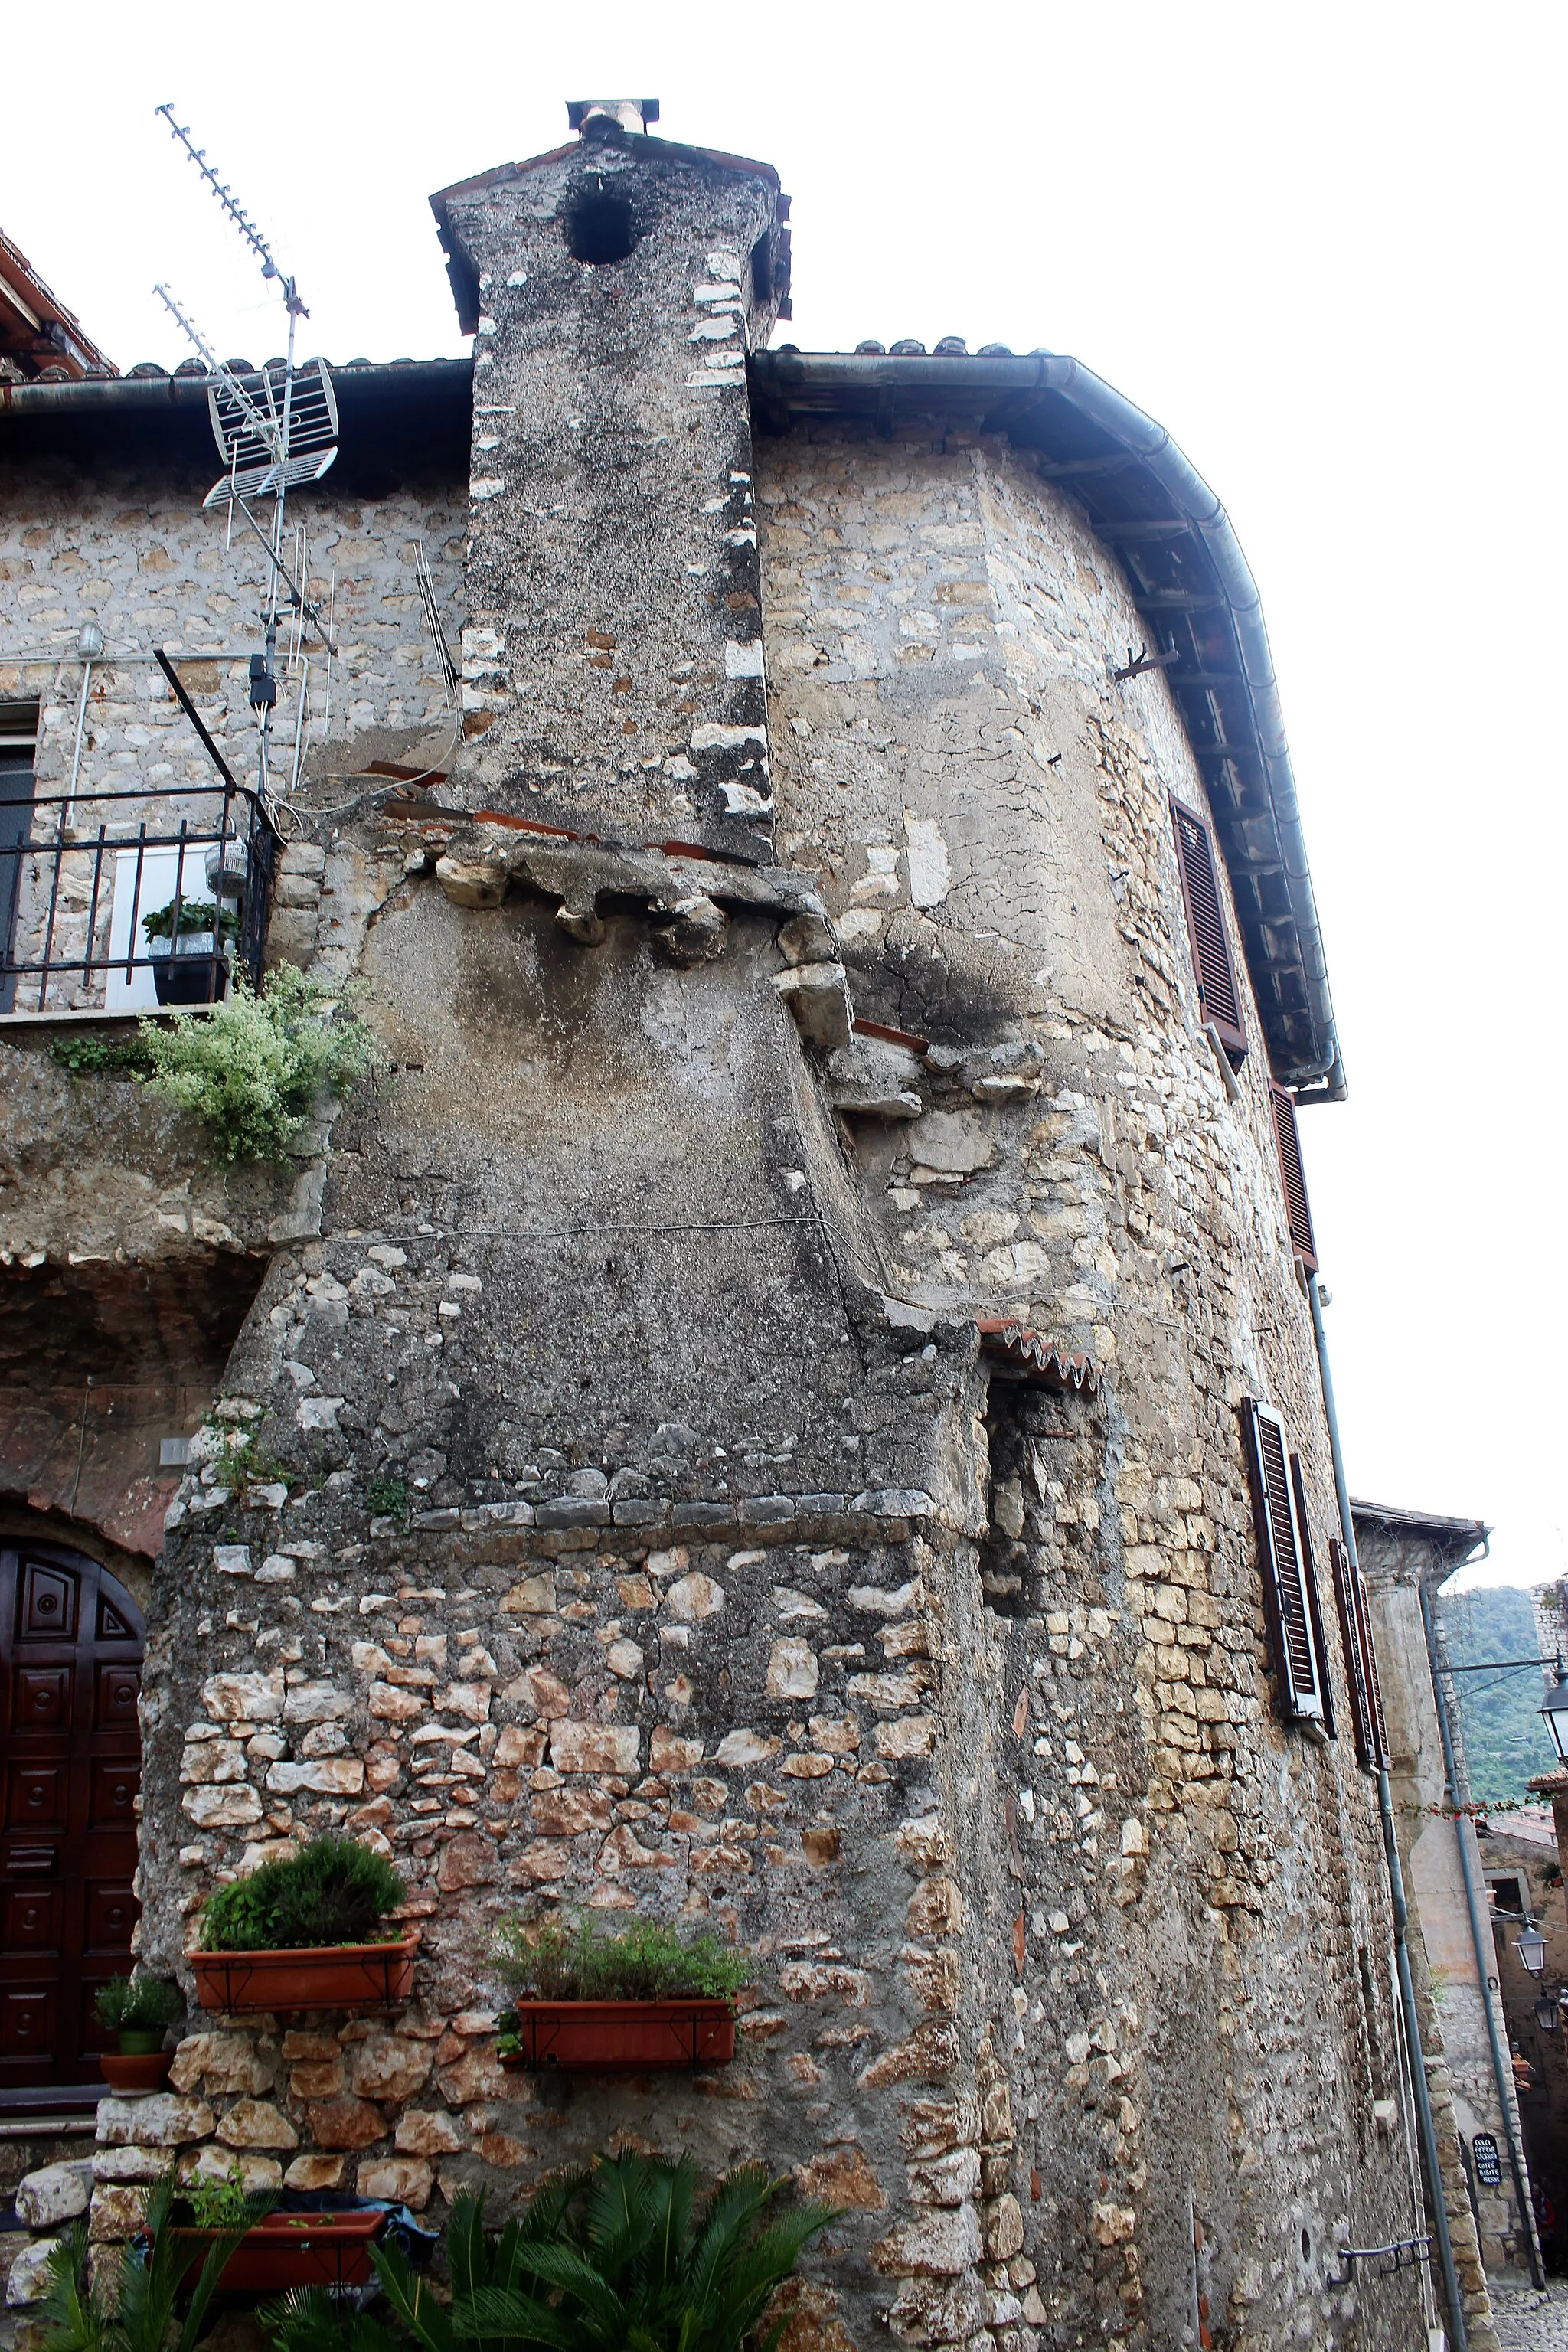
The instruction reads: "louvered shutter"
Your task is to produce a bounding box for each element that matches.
[1171,795,1247,1063]
[1272,1086,1318,1272]
[1331,1537,1391,1772]
[1240,1399,1325,1723]
[1289,1454,1336,1739]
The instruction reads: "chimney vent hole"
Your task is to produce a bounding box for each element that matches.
[567,191,636,266]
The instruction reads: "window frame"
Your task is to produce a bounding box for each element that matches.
[1240,1396,1328,1725]
[1170,792,1248,1066]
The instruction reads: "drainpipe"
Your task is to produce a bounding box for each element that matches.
[1307,1271,1469,2350]
[1419,1579,1545,2288]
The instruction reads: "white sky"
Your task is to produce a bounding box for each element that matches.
[6,2,1563,1596]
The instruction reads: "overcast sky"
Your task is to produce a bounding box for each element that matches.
[6,2,1562,1596]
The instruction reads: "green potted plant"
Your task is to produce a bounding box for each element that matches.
[190,1835,416,2016]
[493,1915,749,2073]
[93,1975,183,2093]
[266,2158,835,2352]
[170,2163,389,2293]
[142,897,240,1006]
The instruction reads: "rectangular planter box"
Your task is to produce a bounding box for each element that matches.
[500,1999,737,2072]
[172,2210,384,2292]
[188,1936,418,2015]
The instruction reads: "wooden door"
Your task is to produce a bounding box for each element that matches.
[0,1540,143,2089]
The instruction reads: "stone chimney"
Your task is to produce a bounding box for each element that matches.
[430,105,791,857]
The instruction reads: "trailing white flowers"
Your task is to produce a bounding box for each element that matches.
[136,966,382,1166]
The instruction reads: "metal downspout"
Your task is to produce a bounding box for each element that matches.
[1418,1579,1545,2288]
[1307,1272,1469,2349]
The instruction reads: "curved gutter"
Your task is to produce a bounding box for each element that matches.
[753,349,1345,1101]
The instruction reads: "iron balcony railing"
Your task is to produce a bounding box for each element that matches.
[0,776,280,1017]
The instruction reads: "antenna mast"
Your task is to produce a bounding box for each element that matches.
[155,104,337,802]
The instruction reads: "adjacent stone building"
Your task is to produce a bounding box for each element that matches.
[0,102,1478,2348]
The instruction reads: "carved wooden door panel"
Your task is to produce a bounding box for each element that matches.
[0,1540,143,2089]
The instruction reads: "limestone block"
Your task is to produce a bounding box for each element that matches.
[285,2155,347,2191]
[394,2110,466,2156]
[16,2161,93,2229]
[858,2024,959,2088]
[908,1111,995,1176]
[266,1759,365,1795]
[169,2034,277,2097]
[665,1573,724,1622]
[871,2203,983,2275]
[305,2098,385,2150]
[89,2185,148,2243]
[349,2036,433,2102]
[983,2194,1024,2259]
[712,1729,779,1767]
[217,2099,299,2151]
[370,1684,426,1723]
[202,1670,285,1722]
[436,2047,510,2104]
[512,1665,570,1718]
[501,1573,557,1615]
[437,1831,497,1890]
[97,2095,214,2148]
[182,1783,264,1827]
[6,2237,65,2305]
[93,2147,168,2184]
[283,1682,353,1723]
[533,1786,611,1836]
[909,2148,982,2207]
[435,854,508,908]
[650,1728,704,1772]
[357,2158,433,2210]
[773,962,852,1051]
[766,1639,819,1700]
[493,1724,547,1769]
[876,1717,937,1759]
[793,2148,886,2210]
[779,1962,871,2004]
[549,1722,640,1775]
[290,2060,345,2099]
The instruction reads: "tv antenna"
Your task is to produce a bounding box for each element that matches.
[153,104,339,802]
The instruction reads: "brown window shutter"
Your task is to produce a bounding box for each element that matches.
[1240,1398,1325,1723]
[1171,794,1247,1063]
[1331,1537,1391,1772]
[1272,1086,1318,1272]
[1290,1455,1336,1740]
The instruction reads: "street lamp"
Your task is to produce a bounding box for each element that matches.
[1540,1661,1568,1766]
[1534,1995,1562,2034]
[1516,1924,1547,1977]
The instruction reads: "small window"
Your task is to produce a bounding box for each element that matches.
[1272,1086,1318,1271]
[1331,1537,1391,1772]
[564,191,636,266]
[1240,1398,1327,1723]
[1171,793,1246,1064]
[1488,1875,1527,1917]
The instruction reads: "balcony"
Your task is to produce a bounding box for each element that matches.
[0,776,280,1019]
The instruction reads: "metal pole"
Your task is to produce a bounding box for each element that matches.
[1307,1271,1471,2350]
[1419,1579,1545,2288]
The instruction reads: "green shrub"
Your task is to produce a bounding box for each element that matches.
[51,1033,152,1079]
[136,966,381,1165]
[494,1915,750,2020]
[93,1975,183,2035]
[265,2160,835,2352]
[200,1836,406,1952]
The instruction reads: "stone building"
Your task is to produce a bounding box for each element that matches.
[0,100,1488,2349]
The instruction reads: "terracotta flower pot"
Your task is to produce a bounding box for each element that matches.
[172,2210,384,2292]
[498,1998,737,2072]
[188,1934,419,2015]
[100,2047,174,2094]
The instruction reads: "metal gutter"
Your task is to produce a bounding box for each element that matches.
[0,358,472,417]
[753,348,1345,1101]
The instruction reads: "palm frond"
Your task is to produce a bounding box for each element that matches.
[33,2220,106,2352]
[371,2243,458,2352]
[175,2188,279,2352]
[450,2288,577,2351]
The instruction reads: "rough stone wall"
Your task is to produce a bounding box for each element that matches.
[0,456,463,1004]
[756,425,1430,2344]
[439,122,785,848]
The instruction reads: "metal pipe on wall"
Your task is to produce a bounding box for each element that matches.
[1419,1579,1545,2288]
[1308,1270,1471,2349]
